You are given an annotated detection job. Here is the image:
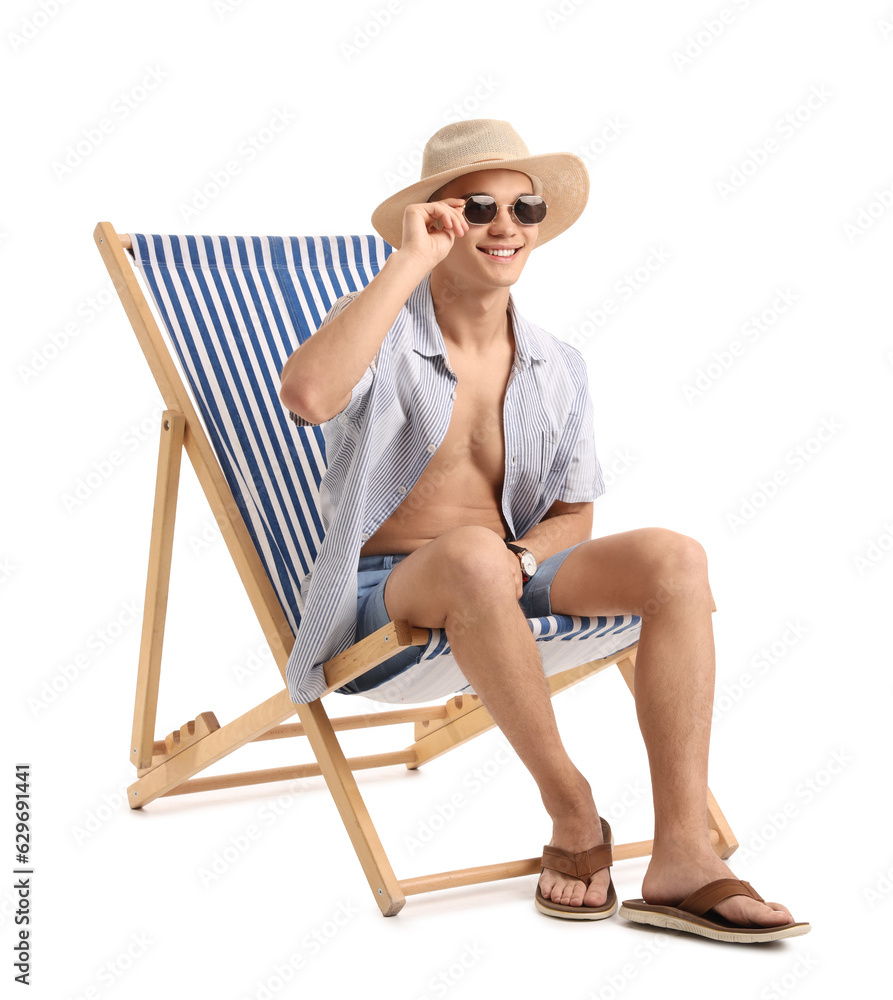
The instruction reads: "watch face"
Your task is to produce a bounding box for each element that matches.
[520,551,537,576]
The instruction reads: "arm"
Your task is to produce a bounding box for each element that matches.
[279,199,470,425]
[515,500,593,566]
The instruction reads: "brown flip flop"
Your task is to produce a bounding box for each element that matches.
[619,878,811,943]
[535,817,617,920]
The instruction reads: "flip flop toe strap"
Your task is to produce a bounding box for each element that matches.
[541,843,613,880]
[677,878,765,917]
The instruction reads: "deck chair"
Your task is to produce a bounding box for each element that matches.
[94,222,737,916]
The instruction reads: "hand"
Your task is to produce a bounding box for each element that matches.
[400,198,469,270]
[505,546,524,600]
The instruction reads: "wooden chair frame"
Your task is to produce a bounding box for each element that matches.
[94,221,737,916]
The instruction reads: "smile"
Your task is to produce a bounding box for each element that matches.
[479,248,519,257]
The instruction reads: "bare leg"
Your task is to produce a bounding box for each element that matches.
[385,526,609,907]
[549,528,795,926]
[385,525,796,923]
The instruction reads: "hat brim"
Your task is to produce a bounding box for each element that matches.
[371,151,589,250]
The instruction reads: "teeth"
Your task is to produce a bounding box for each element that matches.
[484,249,516,257]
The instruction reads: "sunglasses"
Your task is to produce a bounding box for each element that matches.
[462,194,548,227]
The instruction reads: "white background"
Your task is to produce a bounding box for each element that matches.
[4,1,892,997]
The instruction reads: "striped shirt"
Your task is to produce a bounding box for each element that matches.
[284,274,605,702]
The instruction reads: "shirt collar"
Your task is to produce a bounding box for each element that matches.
[410,275,547,368]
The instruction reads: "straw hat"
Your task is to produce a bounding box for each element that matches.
[371,119,589,249]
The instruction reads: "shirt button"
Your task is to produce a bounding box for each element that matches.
[396,485,406,495]
[361,533,369,543]
[451,390,457,400]
[426,444,436,454]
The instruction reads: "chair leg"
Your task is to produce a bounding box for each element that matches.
[296,699,405,916]
[131,411,185,770]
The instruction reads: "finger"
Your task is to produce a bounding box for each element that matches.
[425,199,466,233]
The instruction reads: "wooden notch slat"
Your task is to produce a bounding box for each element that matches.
[162,750,419,796]
[149,704,449,757]
[128,690,296,807]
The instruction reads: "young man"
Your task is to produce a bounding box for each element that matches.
[279,120,808,941]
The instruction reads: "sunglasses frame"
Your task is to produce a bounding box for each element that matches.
[462,194,548,227]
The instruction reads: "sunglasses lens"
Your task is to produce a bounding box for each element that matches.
[514,196,547,225]
[464,195,497,225]
[462,194,547,226]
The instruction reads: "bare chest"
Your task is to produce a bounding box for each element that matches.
[431,356,510,484]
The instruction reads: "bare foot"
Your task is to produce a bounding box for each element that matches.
[537,808,612,909]
[642,841,797,927]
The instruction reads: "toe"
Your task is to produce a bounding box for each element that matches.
[582,870,609,908]
[716,894,795,928]
[540,869,588,907]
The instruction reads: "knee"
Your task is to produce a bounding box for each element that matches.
[636,528,710,615]
[435,527,516,602]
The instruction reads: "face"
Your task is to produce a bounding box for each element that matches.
[431,168,539,293]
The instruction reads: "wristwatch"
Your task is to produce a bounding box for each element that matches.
[505,541,537,581]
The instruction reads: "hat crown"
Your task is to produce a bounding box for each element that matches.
[421,119,532,180]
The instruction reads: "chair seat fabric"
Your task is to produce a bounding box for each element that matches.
[359,614,641,704]
[129,232,641,703]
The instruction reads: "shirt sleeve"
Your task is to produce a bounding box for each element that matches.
[286,291,376,427]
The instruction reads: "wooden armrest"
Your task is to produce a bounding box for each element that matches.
[321,620,430,695]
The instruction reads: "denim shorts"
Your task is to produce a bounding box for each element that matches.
[337,542,585,695]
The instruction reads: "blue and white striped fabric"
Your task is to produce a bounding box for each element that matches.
[129,233,641,704]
